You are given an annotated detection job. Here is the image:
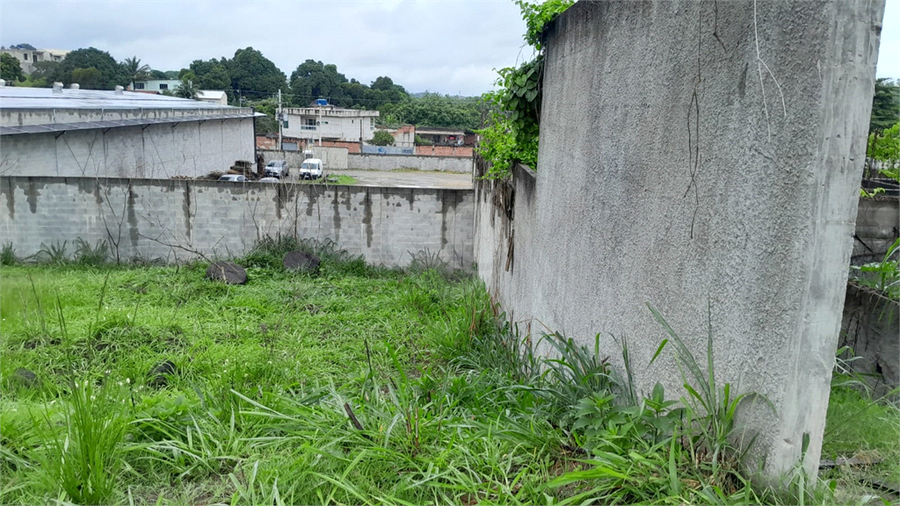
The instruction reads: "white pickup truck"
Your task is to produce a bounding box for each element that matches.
[299,158,324,180]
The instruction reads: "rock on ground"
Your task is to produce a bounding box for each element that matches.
[283,250,321,273]
[206,261,248,284]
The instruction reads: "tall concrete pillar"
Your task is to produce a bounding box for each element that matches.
[527,0,886,479]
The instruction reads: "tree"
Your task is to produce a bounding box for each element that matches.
[121,56,151,90]
[370,130,395,146]
[228,47,285,98]
[149,69,168,80]
[386,93,480,130]
[71,67,103,89]
[53,47,126,89]
[871,78,900,134]
[290,59,348,106]
[1,53,24,83]
[189,58,232,101]
[370,76,396,92]
[26,61,58,87]
[174,77,199,99]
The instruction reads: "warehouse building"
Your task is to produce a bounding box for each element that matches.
[0,82,260,178]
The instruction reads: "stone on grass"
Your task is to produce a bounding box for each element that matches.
[283,250,321,273]
[205,261,247,285]
[12,367,38,388]
[149,360,178,388]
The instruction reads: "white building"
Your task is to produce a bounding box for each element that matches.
[131,79,181,92]
[0,47,69,74]
[282,104,379,144]
[197,90,228,106]
[0,82,261,178]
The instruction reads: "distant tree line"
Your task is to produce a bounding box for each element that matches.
[7,42,892,135]
[0,45,483,134]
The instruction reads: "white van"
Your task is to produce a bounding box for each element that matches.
[299,158,324,180]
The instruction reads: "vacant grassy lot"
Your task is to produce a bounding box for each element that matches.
[1,241,897,505]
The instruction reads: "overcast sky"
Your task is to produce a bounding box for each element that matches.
[0,0,897,98]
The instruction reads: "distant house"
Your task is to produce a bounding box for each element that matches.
[382,125,476,148]
[197,90,228,106]
[282,102,379,144]
[131,79,181,92]
[0,47,69,74]
[415,126,467,146]
[389,125,415,148]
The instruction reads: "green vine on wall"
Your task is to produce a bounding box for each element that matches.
[477,0,573,179]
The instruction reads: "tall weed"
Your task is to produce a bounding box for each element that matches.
[1,242,16,265]
[37,376,129,505]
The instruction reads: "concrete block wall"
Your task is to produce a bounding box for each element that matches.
[1,119,255,179]
[475,0,885,481]
[0,176,475,268]
[348,153,472,173]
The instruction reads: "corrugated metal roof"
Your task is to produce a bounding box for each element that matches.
[0,86,235,110]
[0,112,262,136]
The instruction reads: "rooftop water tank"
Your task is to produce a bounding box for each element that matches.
[315,98,328,106]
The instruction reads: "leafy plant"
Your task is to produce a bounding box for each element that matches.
[851,238,900,300]
[476,0,573,179]
[517,0,575,50]
[647,304,772,475]
[36,241,69,264]
[37,376,130,505]
[73,238,109,266]
[866,121,899,178]
[369,130,395,147]
[1,242,16,265]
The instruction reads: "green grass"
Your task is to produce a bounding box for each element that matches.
[1,243,896,505]
[327,175,358,185]
[821,379,900,503]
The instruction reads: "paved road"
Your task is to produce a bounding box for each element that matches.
[327,170,474,189]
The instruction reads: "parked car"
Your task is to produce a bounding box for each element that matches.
[219,174,247,182]
[299,158,324,180]
[258,177,281,183]
[264,160,289,178]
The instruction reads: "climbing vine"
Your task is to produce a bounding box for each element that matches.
[477,0,573,179]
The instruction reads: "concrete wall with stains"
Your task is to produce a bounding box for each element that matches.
[474,0,885,481]
[0,177,474,268]
[348,153,472,173]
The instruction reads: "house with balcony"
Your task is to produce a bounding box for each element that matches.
[414,126,468,146]
[282,102,379,145]
[0,46,69,74]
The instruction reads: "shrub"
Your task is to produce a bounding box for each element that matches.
[370,130,395,147]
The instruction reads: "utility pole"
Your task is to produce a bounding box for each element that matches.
[277,89,283,151]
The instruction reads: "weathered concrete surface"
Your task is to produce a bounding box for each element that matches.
[852,197,899,264]
[0,176,475,268]
[348,153,473,173]
[1,119,254,179]
[475,0,884,480]
[839,282,899,397]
